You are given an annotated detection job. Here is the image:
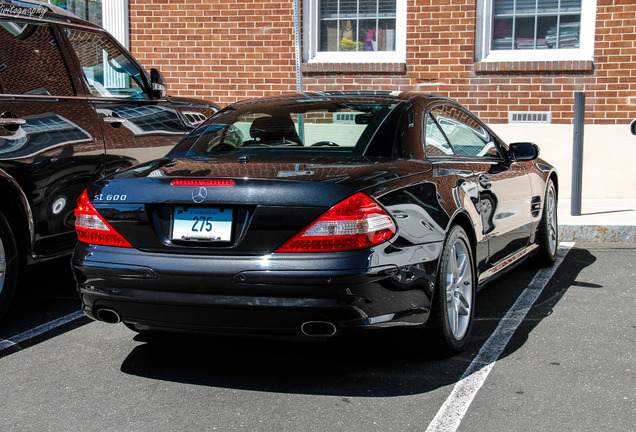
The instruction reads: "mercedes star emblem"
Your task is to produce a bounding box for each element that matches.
[192,187,208,203]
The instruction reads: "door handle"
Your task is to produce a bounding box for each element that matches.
[102,115,127,125]
[0,117,26,126]
[479,174,492,189]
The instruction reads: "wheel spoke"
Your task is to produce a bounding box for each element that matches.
[456,253,468,282]
[449,247,458,278]
[445,288,453,303]
[457,292,470,316]
[449,307,459,334]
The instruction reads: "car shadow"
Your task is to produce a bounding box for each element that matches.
[119,245,596,397]
[0,256,88,359]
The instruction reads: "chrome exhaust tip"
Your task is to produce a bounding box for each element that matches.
[300,321,337,337]
[95,308,121,324]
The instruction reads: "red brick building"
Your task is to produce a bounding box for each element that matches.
[101,0,635,127]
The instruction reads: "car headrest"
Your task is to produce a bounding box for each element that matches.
[249,116,299,143]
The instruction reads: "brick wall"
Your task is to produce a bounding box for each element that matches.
[130,0,298,107]
[129,0,636,124]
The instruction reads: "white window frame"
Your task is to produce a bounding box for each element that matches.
[475,0,596,62]
[303,0,406,63]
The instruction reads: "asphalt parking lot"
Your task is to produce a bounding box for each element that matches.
[1,242,634,432]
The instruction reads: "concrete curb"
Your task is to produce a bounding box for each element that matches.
[559,225,636,243]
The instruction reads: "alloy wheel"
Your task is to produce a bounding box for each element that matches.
[546,185,558,256]
[445,237,473,340]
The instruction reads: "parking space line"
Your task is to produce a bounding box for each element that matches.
[425,242,575,432]
[0,311,85,352]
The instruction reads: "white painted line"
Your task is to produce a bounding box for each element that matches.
[0,310,85,352]
[425,242,575,432]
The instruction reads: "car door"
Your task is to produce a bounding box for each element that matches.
[0,17,106,256]
[62,26,190,175]
[427,104,534,276]
[422,109,490,275]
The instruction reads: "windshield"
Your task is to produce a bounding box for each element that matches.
[169,98,402,158]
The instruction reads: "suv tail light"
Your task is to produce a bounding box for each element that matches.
[276,193,396,253]
[74,190,133,248]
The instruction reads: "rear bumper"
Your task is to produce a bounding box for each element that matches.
[72,244,437,336]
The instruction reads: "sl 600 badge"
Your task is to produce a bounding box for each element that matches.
[93,194,128,201]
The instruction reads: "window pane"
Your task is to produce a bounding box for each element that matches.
[320,20,339,51]
[359,0,377,17]
[320,0,339,18]
[492,18,513,49]
[425,115,453,157]
[340,20,359,51]
[67,29,148,99]
[515,0,537,14]
[359,19,376,51]
[182,101,398,157]
[339,0,357,18]
[318,0,396,52]
[378,20,396,51]
[430,107,498,158]
[493,0,514,15]
[378,0,396,14]
[0,20,74,96]
[555,16,580,49]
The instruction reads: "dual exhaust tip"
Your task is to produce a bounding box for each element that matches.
[95,308,121,324]
[95,309,337,338]
[300,321,337,338]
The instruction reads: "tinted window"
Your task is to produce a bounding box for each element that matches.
[67,29,148,99]
[173,98,400,157]
[430,105,500,158]
[0,20,73,96]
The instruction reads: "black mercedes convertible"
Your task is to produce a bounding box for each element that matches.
[72,91,558,354]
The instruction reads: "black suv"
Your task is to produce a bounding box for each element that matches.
[0,0,219,319]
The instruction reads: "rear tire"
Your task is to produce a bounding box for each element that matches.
[533,180,558,268]
[426,225,475,355]
[0,212,19,322]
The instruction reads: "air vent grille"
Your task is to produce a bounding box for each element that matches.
[182,111,208,127]
[508,111,551,124]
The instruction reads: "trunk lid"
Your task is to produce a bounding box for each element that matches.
[86,155,431,255]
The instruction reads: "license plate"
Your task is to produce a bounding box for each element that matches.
[172,207,233,241]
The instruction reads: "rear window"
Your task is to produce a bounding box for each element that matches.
[170,98,402,157]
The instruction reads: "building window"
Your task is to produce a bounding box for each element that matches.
[304,0,406,63]
[39,0,103,26]
[476,0,596,62]
[319,0,396,52]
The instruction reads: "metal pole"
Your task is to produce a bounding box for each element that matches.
[571,92,585,216]
[292,0,304,142]
[293,0,302,93]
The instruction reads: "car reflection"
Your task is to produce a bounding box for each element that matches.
[0,112,92,157]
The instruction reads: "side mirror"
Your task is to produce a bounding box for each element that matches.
[150,68,167,99]
[509,142,540,161]
[630,119,636,135]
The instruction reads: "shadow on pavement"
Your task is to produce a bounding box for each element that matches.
[119,245,597,397]
[0,256,88,358]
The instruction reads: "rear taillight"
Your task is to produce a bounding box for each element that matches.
[276,193,396,253]
[74,190,133,248]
